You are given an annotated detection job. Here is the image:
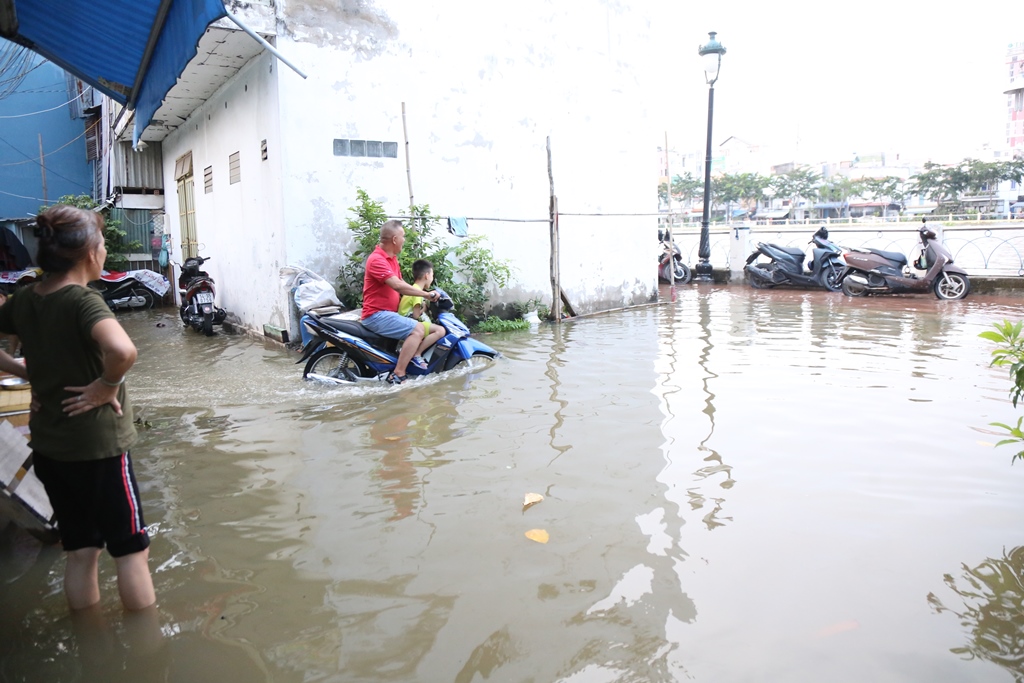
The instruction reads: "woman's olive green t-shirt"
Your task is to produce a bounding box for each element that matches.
[0,283,137,461]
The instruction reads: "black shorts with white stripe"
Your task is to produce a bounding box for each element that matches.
[33,451,150,557]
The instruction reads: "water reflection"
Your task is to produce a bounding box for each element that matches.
[544,321,572,464]
[368,394,459,521]
[5,295,1024,681]
[929,547,1024,680]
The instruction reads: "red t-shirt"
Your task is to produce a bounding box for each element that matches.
[362,245,401,318]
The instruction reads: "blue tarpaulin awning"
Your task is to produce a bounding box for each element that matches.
[0,0,227,145]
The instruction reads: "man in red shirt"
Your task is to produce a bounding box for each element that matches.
[362,220,440,384]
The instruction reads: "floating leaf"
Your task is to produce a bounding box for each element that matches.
[525,529,549,544]
[523,492,544,510]
[384,436,401,441]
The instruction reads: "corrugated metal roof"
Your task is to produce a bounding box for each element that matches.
[112,141,164,190]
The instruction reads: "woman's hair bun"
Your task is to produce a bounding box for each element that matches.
[34,213,55,240]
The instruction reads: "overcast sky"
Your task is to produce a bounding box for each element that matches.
[646,0,1021,166]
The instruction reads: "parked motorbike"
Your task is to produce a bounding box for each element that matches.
[177,255,227,335]
[297,288,500,384]
[0,267,41,297]
[744,227,845,291]
[658,229,692,285]
[837,222,970,300]
[93,270,169,310]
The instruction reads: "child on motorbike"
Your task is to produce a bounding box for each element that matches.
[397,259,446,369]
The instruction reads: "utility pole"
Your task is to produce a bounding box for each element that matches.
[38,134,47,203]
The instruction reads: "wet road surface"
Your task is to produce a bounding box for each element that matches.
[2,286,1024,682]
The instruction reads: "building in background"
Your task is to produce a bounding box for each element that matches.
[1006,41,1024,153]
[99,1,661,336]
[0,38,96,234]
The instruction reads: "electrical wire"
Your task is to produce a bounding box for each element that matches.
[0,188,52,203]
[390,214,550,223]
[0,43,42,98]
[0,117,98,167]
[390,212,661,223]
[0,134,93,191]
[0,87,89,118]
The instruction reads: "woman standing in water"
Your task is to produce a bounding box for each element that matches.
[0,204,155,611]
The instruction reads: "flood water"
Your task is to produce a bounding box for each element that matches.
[3,286,1024,682]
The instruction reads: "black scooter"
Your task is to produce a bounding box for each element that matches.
[178,256,227,335]
[744,227,845,291]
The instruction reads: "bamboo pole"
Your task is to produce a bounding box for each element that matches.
[548,137,561,321]
[402,102,414,219]
[664,132,676,302]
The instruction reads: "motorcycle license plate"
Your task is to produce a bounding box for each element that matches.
[195,292,215,304]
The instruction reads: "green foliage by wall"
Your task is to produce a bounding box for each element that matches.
[41,194,142,270]
[335,189,514,324]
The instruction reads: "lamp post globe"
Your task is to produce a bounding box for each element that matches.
[695,31,726,281]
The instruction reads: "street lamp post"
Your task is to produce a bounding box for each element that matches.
[695,31,726,282]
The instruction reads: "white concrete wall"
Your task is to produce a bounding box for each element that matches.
[166,0,662,334]
[162,52,288,330]
[274,0,659,322]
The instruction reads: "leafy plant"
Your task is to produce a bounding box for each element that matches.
[475,317,529,333]
[444,234,514,324]
[506,297,550,322]
[42,194,141,270]
[335,189,514,324]
[335,190,449,310]
[980,320,1024,462]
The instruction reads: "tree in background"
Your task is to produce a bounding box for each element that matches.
[41,194,140,270]
[906,158,1023,211]
[861,176,907,215]
[816,176,865,217]
[658,173,702,211]
[769,167,821,215]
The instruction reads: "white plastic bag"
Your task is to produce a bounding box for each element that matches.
[294,279,341,311]
[280,265,342,312]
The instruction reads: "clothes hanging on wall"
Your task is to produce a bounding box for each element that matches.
[447,216,468,237]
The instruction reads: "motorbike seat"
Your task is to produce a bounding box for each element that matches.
[771,244,807,259]
[321,317,391,346]
[867,248,907,265]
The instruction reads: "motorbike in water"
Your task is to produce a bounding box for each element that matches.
[93,269,169,310]
[744,227,845,291]
[837,222,970,300]
[177,255,227,335]
[297,288,500,384]
[657,229,692,284]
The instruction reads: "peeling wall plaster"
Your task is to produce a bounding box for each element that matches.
[279,0,397,57]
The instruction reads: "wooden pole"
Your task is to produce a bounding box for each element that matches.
[548,136,561,322]
[38,134,47,204]
[664,132,676,301]
[402,102,414,219]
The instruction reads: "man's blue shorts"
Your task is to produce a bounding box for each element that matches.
[363,310,418,340]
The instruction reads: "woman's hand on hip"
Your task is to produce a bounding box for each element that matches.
[62,379,123,417]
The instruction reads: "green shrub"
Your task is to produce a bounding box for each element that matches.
[335,190,449,310]
[335,189,514,324]
[42,194,141,270]
[506,297,551,322]
[475,317,530,333]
